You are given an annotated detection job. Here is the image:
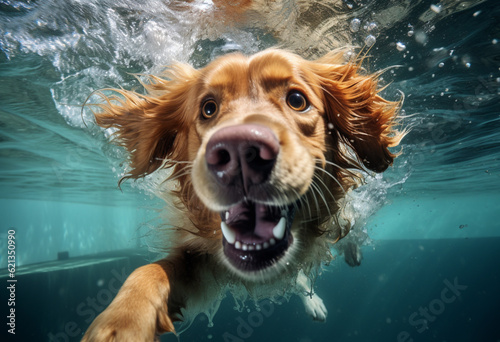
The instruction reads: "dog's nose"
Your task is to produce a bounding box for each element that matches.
[205,124,279,191]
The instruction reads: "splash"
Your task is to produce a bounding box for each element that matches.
[0,0,262,129]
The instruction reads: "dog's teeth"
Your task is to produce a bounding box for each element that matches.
[269,238,276,246]
[256,244,262,251]
[221,222,236,244]
[242,244,248,251]
[248,245,255,251]
[272,217,286,240]
[235,241,241,249]
[225,211,229,220]
[263,241,270,249]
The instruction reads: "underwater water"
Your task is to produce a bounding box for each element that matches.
[0,0,499,341]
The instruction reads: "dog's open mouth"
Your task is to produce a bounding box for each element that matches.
[220,200,295,272]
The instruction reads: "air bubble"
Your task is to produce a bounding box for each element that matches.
[461,55,471,68]
[367,22,378,32]
[343,50,354,61]
[396,42,406,51]
[430,4,442,13]
[365,35,376,47]
[438,62,444,67]
[415,31,428,45]
[407,23,414,37]
[350,18,361,32]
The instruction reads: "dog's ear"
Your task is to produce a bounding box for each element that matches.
[311,52,403,172]
[91,64,199,179]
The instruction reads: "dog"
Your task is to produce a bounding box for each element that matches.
[82,48,402,341]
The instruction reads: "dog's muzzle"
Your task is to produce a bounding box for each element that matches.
[205,124,295,272]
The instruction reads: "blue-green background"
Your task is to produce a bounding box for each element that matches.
[1,0,499,341]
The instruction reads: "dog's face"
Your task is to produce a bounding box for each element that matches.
[189,52,332,278]
[94,49,401,280]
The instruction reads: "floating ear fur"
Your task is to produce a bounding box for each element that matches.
[311,52,403,172]
[90,64,199,180]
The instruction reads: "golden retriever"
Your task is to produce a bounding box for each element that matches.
[82,48,402,341]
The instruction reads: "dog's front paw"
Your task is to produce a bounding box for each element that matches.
[301,293,328,322]
[82,263,174,342]
[81,304,156,342]
[82,295,173,342]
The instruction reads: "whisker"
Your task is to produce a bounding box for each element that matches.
[283,188,306,219]
[294,187,312,221]
[314,166,347,197]
[307,182,323,219]
[157,158,194,168]
[310,180,333,218]
[322,160,345,169]
[322,160,361,178]
[167,164,193,178]
[165,171,192,184]
[157,163,194,186]
[313,173,337,204]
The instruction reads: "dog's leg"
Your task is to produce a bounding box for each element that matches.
[296,270,328,322]
[82,260,174,342]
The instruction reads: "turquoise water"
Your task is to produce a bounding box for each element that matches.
[1,0,499,341]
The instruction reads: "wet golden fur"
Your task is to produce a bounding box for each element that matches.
[82,48,402,341]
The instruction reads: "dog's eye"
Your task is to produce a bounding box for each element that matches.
[202,99,218,119]
[286,91,309,112]
[201,99,218,119]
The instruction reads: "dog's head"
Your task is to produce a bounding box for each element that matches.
[93,49,402,280]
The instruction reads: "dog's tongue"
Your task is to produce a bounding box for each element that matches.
[225,201,281,243]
